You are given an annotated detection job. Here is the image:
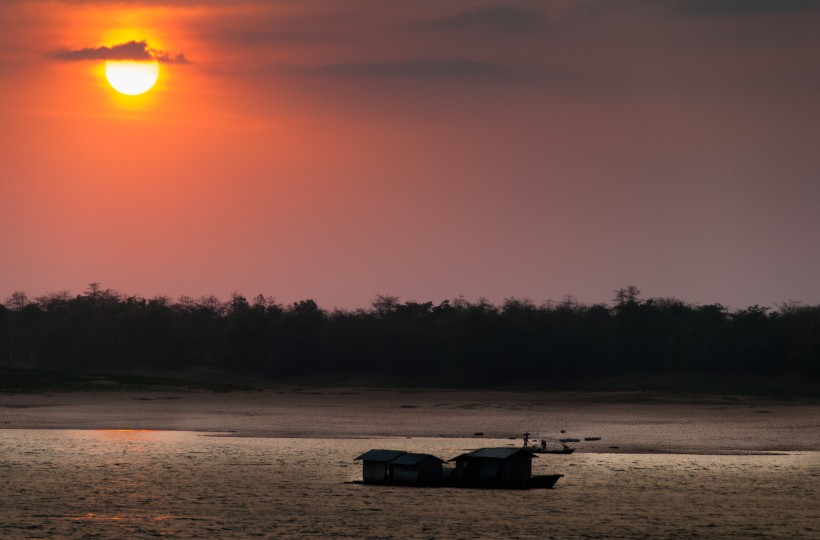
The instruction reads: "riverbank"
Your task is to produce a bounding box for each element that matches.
[2,386,818,455]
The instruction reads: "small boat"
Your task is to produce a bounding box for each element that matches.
[559,438,580,443]
[528,446,575,455]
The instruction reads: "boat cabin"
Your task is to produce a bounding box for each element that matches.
[388,452,445,485]
[355,449,406,484]
[449,447,536,489]
[354,450,445,485]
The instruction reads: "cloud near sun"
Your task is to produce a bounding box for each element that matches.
[49,40,189,64]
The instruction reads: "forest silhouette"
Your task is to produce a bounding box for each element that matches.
[1,285,818,386]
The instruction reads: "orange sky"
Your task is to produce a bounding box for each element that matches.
[2,0,820,309]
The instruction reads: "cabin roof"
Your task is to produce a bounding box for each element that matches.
[449,447,537,462]
[354,449,407,463]
[390,452,446,466]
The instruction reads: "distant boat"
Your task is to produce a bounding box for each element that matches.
[527,446,575,455]
[559,438,580,443]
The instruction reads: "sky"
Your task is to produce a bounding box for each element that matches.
[1,0,819,310]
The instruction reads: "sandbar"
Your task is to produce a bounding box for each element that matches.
[1,388,818,455]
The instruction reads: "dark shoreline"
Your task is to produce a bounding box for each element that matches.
[2,367,819,402]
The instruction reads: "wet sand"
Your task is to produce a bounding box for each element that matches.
[2,388,818,454]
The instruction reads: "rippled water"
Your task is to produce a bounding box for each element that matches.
[1,430,818,538]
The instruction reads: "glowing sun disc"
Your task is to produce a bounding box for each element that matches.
[105,60,159,95]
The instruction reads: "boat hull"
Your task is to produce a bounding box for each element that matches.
[530,474,565,489]
[527,447,575,455]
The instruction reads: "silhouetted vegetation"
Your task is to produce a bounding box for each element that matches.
[0,367,254,393]
[1,285,819,390]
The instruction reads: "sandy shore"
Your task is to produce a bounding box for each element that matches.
[1,388,818,454]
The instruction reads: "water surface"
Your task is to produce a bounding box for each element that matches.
[1,430,817,538]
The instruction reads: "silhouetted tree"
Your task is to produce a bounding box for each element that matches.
[1,285,818,384]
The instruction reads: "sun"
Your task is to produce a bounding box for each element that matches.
[104,60,159,96]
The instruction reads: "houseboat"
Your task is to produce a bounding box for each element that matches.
[354,447,563,489]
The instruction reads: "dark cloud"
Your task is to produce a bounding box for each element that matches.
[310,60,514,80]
[49,40,189,63]
[676,0,820,16]
[425,7,545,34]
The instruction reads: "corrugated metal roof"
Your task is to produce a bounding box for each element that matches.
[354,449,406,462]
[390,452,445,466]
[449,447,537,461]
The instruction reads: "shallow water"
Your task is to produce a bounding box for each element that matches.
[1,430,818,539]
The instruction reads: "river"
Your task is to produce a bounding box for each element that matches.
[1,430,818,538]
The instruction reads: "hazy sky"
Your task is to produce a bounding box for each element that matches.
[2,0,819,309]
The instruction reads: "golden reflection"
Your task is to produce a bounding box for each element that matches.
[93,429,160,446]
[95,429,157,433]
[68,512,174,522]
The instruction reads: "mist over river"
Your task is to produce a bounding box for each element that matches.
[1,430,818,538]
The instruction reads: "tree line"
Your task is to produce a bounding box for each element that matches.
[1,285,818,383]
